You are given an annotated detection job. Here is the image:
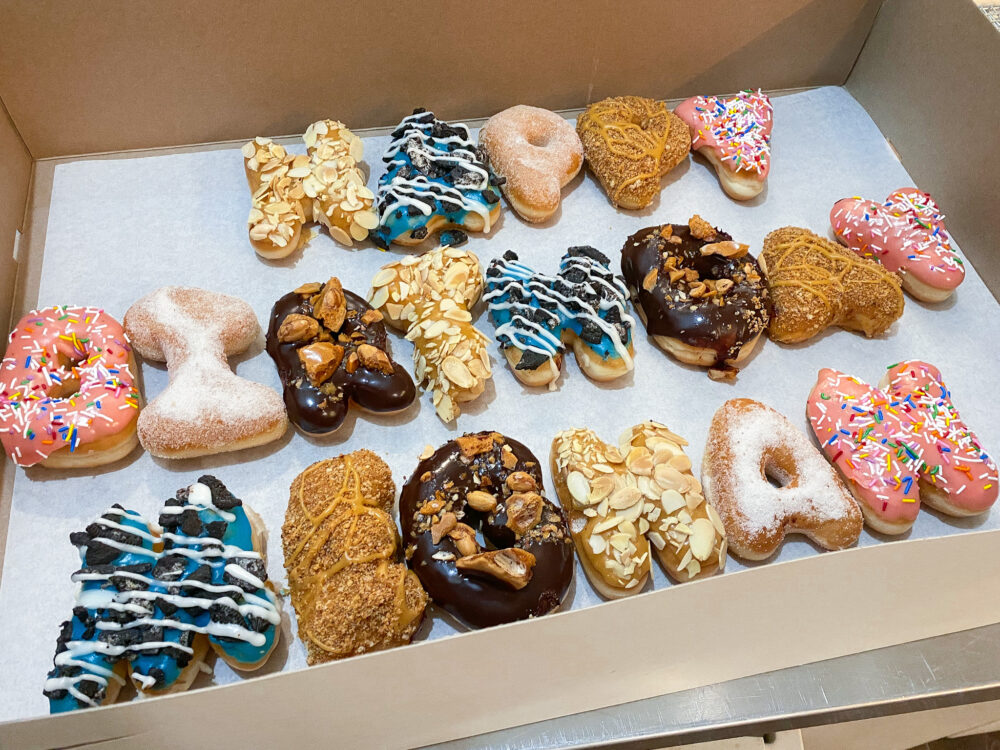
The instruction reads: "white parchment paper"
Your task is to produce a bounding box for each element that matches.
[2,86,999,721]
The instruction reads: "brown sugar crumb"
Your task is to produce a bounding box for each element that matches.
[689,214,717,241]
[282,450,428,664]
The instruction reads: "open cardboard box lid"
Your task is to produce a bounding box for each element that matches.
[0,1,998,747]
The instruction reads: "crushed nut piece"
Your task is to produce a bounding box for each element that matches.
[689,214,717,240]
[455,548,536,590]
[457,433,495,458]
[312,277,347,331]
[448,523,480,557]
[506,492,544,535]
[506,471,537,492]
[700,241,749,259]
[294,282,322,295]
[360,309,384,325]
[277,313,321,343]
[642,268,658,292]
[466,490,498,513]
[297,342,344,386]
[357,343,394,374]
[431,512,458,544]
[419,498,445,515]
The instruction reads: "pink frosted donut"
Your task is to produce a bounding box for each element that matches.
[479,105,583,223]
[830,188,965,303]
[0,306,140,468]
[807,362,997,534]
[674,90,773,200]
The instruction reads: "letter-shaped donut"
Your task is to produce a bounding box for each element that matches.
[702,398,862,561]
[552,422,726,598]
[124,287,287,458]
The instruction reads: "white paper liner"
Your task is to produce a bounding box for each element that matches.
[1,86,998,721]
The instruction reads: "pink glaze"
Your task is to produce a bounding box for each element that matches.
[830,188,965,292]
[883,360,997,514]
[0,306,139,466]
[808,368,920,529]
[674,90,773,179]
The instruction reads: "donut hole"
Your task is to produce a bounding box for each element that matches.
[527,132,552,148]
[761,457,795,490]
[47,351,84,399]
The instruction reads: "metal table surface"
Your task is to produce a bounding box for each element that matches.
[427,623,1000,749]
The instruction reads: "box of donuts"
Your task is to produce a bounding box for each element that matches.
[0,0,998,747]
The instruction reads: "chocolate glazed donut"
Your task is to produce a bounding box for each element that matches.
[621,218,771,374]
[266,278,416,435]
[399,431,574,628]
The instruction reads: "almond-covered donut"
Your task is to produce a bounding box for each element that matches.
[621,216,771,379]
[399,432,574,628]
[479,105,583,223]
[1,306,141,468]
[576,96,690,209]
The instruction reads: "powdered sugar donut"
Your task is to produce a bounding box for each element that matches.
[1,306,140,468]
[479,105,583,223]
[124,287,287,458]
[675,90,773,200]
[831,188,965,302]
[702,398,862,561]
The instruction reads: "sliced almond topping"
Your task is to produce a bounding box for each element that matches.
[566,471,591,508]
[689,517,717,562]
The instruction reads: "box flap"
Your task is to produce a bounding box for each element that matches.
[846,0,1000,295]
[0,0,878,158]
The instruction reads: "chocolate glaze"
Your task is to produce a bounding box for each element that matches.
[266,286,415,435]
[621,224,771,364]
[399,432,574,629]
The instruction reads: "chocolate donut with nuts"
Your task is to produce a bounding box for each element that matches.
[399,431,574,628]
[266,278,416,435]
[621,216,771,379]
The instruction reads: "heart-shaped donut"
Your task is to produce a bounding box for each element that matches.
[479,105,583,223]
[831,188,965,302]
[702,398,862,561]
[576,96,690,210]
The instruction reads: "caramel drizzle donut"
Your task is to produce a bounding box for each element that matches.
[399,432,574,628]
[243,119,378,258]
[702,399,862,561]
[282,451,427,663]
[372,109,504,249]
[479,105,583,223]
[1,306,140,468]
[124,287,288,458]
[266,278,415,436]
[576,96,690,210]
[759,226,904,344]
[552,422,726,598]
[621,216,771,379]
[368,246,492,422]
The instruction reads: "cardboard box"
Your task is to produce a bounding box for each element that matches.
[1,0,999,747]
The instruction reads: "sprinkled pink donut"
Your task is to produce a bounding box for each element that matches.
[479,105,583,223]
[831,188,965,303]
[675,90,773,200]
[807,361,997,534]
[0,306,140,468]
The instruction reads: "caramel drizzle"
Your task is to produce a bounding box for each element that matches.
[286,457,422,655]
[765,236,894,316]
[579,98,669,202]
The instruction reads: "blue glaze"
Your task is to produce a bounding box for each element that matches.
[372,109,501,249]
[44,477,279,712]
[484,247,635,372]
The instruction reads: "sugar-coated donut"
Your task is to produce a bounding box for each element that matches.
[807,362,998,534]
[831,188,965,303]
[484,246,634,388]
[674,90,773,200]
[1,306,140,468]
[576,96,690,210]
[621,217,770,379]
[124,287,288,458]
[551,422,726,599]
[44,476,281,712]
[479,105,583,223]
[759,226,904,344]
[283,450,427,663]
[399,432,574,628]
[702,398,862,561]
[266,278,415,436]
[243,119,378,259]
[372,109,503,249]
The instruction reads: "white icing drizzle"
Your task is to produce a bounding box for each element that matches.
[484,251,635,365]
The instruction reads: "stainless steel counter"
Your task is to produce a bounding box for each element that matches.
[427,624,1000,749]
